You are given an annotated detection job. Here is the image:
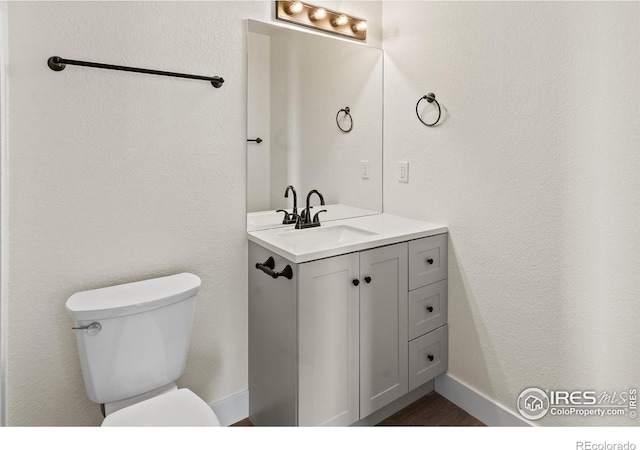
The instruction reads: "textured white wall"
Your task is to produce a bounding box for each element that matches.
[5,1,272,426]
[4,0,382,426]
[383,2,640,426]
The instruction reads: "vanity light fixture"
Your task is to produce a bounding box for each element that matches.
[276,1,367,41]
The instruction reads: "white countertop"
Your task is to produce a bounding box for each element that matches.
[247,213,448,263]
[247,204,380,232]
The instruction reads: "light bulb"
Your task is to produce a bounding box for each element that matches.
[285,1,304,15]
[352,20,367,32]
[332,14,348,27]
[309,7,327,21]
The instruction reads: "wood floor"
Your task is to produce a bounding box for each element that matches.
[376,391,485,426]
[231,391,485,426]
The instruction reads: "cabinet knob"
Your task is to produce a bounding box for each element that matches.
[427,354,434,362]
[364,276,372,284]
[426,258,434,265]
[352,279,360,286]
[426,305,434,313]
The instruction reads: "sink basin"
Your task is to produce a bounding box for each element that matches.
[276,225,377,251]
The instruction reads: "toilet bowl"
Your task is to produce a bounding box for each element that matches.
[101,388,220,427]
[66,273,221,427]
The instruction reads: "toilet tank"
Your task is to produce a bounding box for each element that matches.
[65,273,201,404]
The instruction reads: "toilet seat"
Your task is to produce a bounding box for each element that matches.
[101,388,221,427]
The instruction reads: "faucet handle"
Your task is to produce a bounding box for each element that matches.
[301,206,313,223]
[276,209,297,225]
[312,209,327,224]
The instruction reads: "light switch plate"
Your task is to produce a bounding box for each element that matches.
[361,160,370,179]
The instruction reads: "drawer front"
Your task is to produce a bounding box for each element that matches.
[408,280,448,340]
[408,325,448,391]
[408,234,448,291]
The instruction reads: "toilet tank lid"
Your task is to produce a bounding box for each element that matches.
[66,273,201,321]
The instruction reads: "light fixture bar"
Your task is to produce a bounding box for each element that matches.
[275,1,367,42]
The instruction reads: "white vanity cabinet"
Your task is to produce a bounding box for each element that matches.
[248,226,448,426]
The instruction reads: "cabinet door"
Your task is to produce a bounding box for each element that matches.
[359,243,409,418]
[298,253,360,426]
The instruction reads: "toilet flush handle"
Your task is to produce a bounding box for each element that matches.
[72,322,102,336]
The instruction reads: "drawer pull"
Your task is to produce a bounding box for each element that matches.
[427,354,434,362]
[352,279,360,286]
[364,276,372,284]
[426,258,434,265]
[426,305,434,313]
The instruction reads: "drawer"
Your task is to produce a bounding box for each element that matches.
[408,325,448,391]
[408,234,448,291]
[408,280,447,340]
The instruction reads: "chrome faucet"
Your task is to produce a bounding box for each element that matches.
[276,185,298,225]
[296,189,326,229]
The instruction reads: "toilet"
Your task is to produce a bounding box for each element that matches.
[65,272,221,426]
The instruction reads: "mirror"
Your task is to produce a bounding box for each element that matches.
[247,20,383,231]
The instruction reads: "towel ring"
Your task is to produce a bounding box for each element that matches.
[416,93,441,127]
[336,106,353,133]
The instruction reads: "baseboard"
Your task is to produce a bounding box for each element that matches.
[218,373,528,428]
[217,383,435,427]
[435,373,532,427]
[210,390,249,427]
